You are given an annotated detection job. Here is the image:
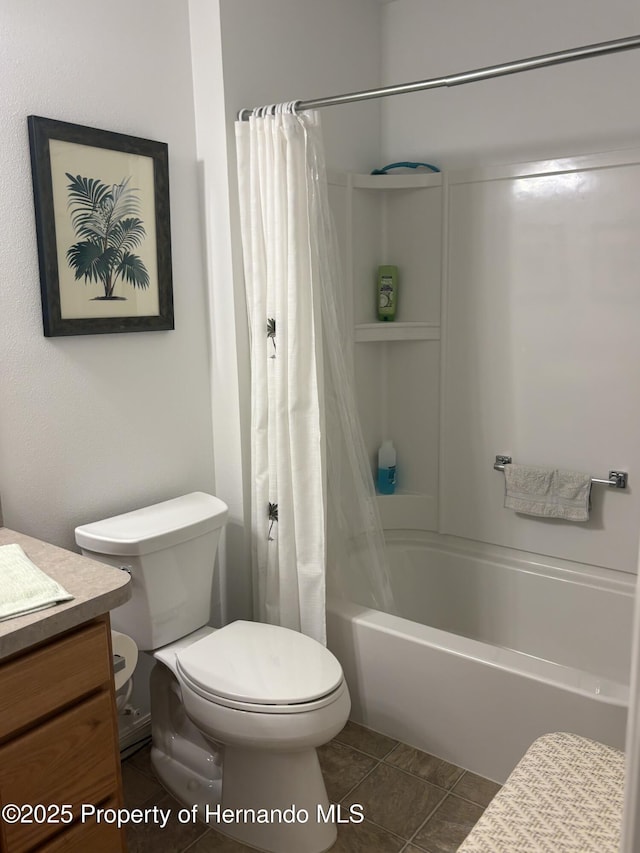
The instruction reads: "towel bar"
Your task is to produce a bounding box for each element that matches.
[494,456,628,489]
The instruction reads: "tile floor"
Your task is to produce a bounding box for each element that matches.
[121,722,501,852]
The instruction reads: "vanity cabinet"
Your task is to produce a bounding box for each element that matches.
[0,616,126,852]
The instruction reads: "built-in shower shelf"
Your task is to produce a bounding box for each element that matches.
[355,322,440,342]
[351,172,443,190]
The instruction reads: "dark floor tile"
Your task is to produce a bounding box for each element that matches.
[343,762,445,839]
[127,743,156,779]
[334,721,398,759]
[189,818,404,853]
[331,818,405,852]
[317,741,378,802]
[119,726,491,852]
[121,762,165,809]
[385,744,465,790]
[452,772,501,807]
[412,794,484,853]
[125,790,208,853]
[186,828,258,851]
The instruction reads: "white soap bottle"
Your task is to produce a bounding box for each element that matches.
[377,440,397,495]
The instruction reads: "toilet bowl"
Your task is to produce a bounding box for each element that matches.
[75,494,350,853]
[154,621,350,852]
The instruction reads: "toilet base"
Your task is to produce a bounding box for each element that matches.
[151,745,222,810]
[212,744,337,853]
[150,661,224,809]
[149,659,343,853]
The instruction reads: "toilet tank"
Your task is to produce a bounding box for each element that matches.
[75,492,228,651]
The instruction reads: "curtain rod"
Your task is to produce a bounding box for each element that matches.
[238,33,640,120]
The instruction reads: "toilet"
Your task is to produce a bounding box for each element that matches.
[75,492,350,853]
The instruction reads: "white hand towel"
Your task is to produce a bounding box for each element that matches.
[0,543,73,621]
[504,465,592,522]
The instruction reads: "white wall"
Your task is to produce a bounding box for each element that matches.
[0,0,215,551]
[218,0,383,173]
[381,0,640,167]
[188,0,252,624]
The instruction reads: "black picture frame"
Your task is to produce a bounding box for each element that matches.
[28,116,174,336]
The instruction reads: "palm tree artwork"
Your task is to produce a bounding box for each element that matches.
[267,317,276,357]
[268,502,278,541]
[65,173,150,300]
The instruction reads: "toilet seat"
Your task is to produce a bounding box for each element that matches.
[175,620,344,714]
[177,665,347,714]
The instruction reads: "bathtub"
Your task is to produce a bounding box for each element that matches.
[326,531,635,783]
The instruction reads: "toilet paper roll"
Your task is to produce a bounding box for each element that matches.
[111,630,138,692]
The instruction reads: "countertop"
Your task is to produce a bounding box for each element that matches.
[0,527,131,661]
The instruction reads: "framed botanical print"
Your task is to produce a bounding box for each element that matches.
[28,116,174,336]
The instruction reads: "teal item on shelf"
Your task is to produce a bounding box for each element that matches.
[371,161,440,175]
[377,440,397,495]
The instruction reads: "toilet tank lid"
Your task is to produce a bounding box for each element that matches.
[75,492,228,557]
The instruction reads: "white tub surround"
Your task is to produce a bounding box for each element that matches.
[326,147,640,784]
[327,533,633,783]
[329,150,640,572]
[441,151,640,573]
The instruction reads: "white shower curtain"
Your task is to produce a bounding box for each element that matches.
[236,103,392,644]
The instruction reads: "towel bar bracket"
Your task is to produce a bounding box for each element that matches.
[495,455,512,467]
[493,456,628,489]
[606,471,628,489]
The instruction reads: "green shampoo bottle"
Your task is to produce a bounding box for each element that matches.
[377,265,398,321]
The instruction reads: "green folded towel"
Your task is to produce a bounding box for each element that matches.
[0,543,73,621]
